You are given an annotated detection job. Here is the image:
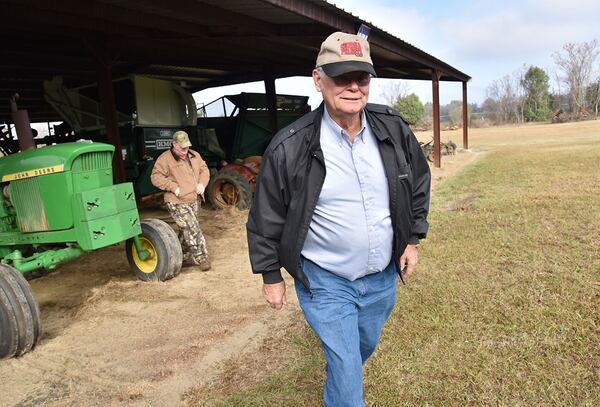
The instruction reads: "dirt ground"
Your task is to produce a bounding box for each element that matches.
[0,144,479,406]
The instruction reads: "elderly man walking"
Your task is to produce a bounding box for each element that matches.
[247,31,431,406]
[151,130,211,271]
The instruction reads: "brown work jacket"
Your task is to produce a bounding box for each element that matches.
[151,148,210,204]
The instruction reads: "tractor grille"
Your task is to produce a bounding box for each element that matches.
[11,177,48,232]
[71,151,112,172]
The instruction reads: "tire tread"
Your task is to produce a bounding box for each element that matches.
[208,169,252,210]
[0,264,41,359]
[125,219,183,282]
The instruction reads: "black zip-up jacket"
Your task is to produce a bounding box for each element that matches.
[246,103,431,290]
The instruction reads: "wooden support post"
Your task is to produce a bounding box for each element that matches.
[96,62,125,183]
[263,67,278,135]
[462,81,469,150]
[9,94,36,151]
[432,70,441,168]
[88,40,126,183]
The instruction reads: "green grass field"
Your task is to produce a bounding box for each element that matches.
[192,120,600,406]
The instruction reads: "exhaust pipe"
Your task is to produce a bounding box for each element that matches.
[9,93,36,151]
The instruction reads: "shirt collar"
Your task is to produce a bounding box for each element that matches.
[323,106,367,145]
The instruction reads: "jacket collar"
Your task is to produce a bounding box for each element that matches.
[310,102,389,150]
[306,103,325,152]
[364,105,390,142]
[170,148,194,161]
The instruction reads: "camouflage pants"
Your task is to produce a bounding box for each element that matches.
[166,201,209,263]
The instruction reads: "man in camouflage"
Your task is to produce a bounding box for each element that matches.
[166,201,209,268]
[151,131,211,271]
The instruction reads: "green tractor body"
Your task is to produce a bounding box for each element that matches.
[0,142,141,272]
[0,142,183,360]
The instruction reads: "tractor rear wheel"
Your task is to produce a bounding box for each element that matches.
[207,169,252,210]
[125,219,183,282]
[0,264,42,359]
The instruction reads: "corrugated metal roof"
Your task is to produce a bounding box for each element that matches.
[202,0,311,24]
[0,0,470,123]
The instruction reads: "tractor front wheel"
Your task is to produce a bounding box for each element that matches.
[125,219,183,282]
[0,264,42,359]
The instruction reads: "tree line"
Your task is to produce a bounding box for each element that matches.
[384,39,600,127]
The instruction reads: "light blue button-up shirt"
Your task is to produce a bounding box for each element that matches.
[301,107,393,281]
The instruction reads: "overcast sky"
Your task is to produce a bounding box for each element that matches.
[194,0,600,109]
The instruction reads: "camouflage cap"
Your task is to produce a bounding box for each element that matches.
[316,31,377,77]
[172,130,192,148]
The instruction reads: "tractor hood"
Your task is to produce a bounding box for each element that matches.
[0,142,114,181]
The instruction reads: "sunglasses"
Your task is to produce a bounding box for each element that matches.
[330,72,372,87]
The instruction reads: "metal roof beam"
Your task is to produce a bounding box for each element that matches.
[259,0,357,32]
[260,0,470,81]
[0,65,95,76]
[8,0,253,40]
[370,34,470,82]
[111,38,310,68]
[113,0,279,36]
[2,52,93,70]
[200,23,329,38]
[2,2,144,37]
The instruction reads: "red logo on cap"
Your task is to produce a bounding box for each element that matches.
[340,42,363,57]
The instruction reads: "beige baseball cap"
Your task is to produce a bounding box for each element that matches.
[172,130,192,148]
[315,32,377,77]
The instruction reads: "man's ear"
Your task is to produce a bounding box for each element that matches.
[312,69,322,92]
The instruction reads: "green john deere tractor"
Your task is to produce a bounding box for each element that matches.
[0,141,183,359]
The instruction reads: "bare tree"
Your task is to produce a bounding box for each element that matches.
[379,80,411,108]
[514,64,529,123]
[551,68,565,111]
[487,74,522,124]
[552,40,600,116]
[482,97,501,124]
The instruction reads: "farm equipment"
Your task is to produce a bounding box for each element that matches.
[419,139,457,163]
[9,76,310,210]
[0,138,183,359]
[41,75,198,199]
[197,93,310,209]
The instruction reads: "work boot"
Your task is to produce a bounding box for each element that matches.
[197,258,211,272]
[182,258,198,268]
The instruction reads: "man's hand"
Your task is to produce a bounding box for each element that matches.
[262,281,286,310]
[196,183,205,195]
[399,244,419,278]
[174,187,181,197]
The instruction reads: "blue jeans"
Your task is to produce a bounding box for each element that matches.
[295,257,398,407]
